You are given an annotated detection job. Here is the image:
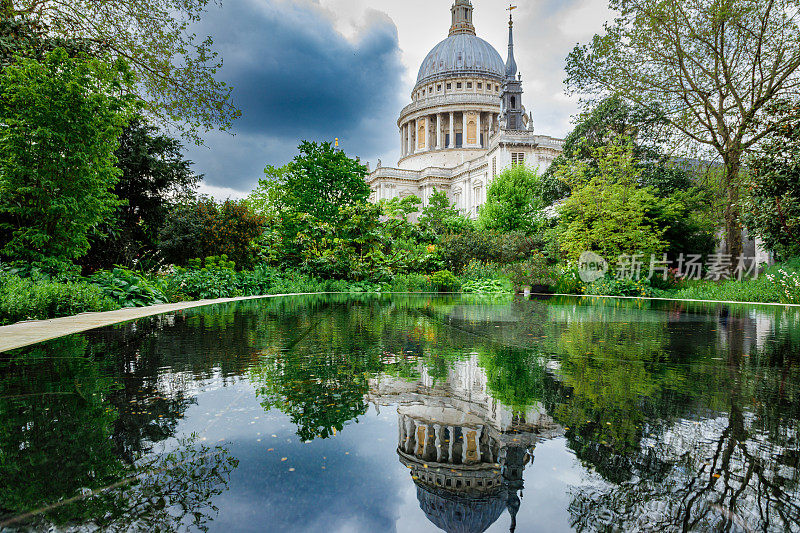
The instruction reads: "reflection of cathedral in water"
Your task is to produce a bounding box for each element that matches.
[369,354,563,532]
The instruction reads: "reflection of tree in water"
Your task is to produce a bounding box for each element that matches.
[0,336,238,531]
[559,305,800,532]
[249,295,478,441]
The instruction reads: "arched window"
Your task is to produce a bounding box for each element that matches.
[510,96,516,109]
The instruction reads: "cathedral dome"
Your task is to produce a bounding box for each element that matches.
[416,33,505,88]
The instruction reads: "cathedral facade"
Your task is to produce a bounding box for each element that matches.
[367,0,564,218]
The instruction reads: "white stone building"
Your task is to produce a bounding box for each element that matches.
[366,0,564,218]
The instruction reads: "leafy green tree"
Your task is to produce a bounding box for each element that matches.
[1,1,237,138]
[418,189,474,237]
[479,165,544,233]
[556,142,672,262]
[544,95,694,203]
[565,0,800,258]
[744,100,800,258]
[0,49,134,273]
[275,141,370,221]
[84,116,201,270]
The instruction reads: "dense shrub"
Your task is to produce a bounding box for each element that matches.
[503,254,553,291]
[389,273,432,292]
[430,270,460,292]
[89,267,168,308]
[0,272,117,325]
[585,276,659,298]
[462,278,513,294]
[159,197,265,269]
[440,231,543,273]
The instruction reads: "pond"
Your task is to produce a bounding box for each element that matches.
[1,294,799,532]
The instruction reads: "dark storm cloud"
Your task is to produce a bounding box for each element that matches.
[188,0,405,193]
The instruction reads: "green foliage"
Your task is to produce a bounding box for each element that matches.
[0,271,117,325]
[278,141,370,221]
[502,254,553,291]
[89,267,168,308]
[159,197,265,269]
[439,230,543,273]
[429,270,460,292]
[556,142,671,263]
[461,278,512,294]
[83,116,200,271]
[544,95,677,200]
[479,165,545,233]
[744,100,800,259]
[389,273,432,292]
[564,0,800,258]
[0,49,135,273]
[0,16,101,73]
[585,276,659,298]
[418,189,474,236]
[670,260,800,304]
[2,0,239,139]
[551,265,585,295]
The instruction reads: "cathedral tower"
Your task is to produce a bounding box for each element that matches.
[500,10,529,132]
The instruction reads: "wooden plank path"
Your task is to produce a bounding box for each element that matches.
[0,293,317,353]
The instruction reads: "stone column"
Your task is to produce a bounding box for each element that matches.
[406,122,413,155]
[401,125,405,157]
[448,426,455,463]
[477,112,482,147]
[427,116,433,151]
[434,424,443,462]
[462,111,468,148]
[436,114,443,150]
[449,112,455,148]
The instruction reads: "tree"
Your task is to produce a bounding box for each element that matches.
[418,189,474,237]
[0,15,100,73]
[556,142,673,262]
[274,141,370,221]
[744,100,800,258]
[84,116,201,270]
[565,0,800,257]
[1,1,238,138]
[543,95,695,202]
[0,49,134,273]
[478,165,544,233]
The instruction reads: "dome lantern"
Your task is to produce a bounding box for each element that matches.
[450,0,476,36]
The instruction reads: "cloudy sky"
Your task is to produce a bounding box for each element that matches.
[187,0,615,198]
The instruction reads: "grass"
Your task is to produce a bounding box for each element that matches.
[669,260,800,304]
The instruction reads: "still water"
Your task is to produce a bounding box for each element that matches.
[1,294,799,532]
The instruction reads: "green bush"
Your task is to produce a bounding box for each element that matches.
[503,254,553,291]
[461,260,503,281]
[430,270,460,292]
[586,276,659,298]
[462,278,513,294]
[440,231,543,273]
[390,273,432,292]
[0,272,117,325]
[89,267,168,308]
[551,266,585,295]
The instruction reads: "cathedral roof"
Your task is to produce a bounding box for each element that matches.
[416,33,505,88]
[416,482,507,533]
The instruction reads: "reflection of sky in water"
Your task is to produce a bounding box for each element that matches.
[171,381,592,532]
[3,295,799,532]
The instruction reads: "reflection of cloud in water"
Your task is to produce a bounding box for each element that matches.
[369,353,564,532]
